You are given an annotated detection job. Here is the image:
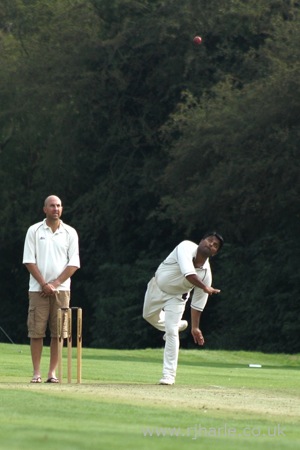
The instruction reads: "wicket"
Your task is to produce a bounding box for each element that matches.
[57,307,82,383]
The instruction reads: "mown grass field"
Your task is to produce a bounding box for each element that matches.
[0,343,299,449]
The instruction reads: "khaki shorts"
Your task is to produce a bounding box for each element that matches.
[27,291,70,338]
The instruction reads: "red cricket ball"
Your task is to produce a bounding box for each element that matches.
[193,36,202,45]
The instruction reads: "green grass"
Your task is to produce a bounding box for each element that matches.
[0,343,299,449]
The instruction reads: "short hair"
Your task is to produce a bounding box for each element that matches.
[201,231,224,250]
[44,195,62,207]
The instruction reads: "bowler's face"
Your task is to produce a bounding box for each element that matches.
[198,236,221,257]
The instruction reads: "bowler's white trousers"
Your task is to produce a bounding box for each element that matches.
[143,277,187,380]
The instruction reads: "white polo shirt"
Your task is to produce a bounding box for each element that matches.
[155,240,212,311]
[23,219,80,291]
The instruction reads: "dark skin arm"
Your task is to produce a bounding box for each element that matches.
[186,274,220,295]
[188,235,223,344]
[187,272,220,346]
[191,308,205,345]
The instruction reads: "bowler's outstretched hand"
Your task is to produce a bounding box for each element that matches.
[203,285,221,295]
[192,328,205,346]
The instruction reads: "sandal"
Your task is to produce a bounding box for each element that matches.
[30,376,42,383]
[45,377,59,383]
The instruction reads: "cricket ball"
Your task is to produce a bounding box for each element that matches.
[193,36,202,45]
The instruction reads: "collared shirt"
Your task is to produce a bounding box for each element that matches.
[155,240,212,311]
[23,219,80,291]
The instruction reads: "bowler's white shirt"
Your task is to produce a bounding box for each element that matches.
[23,219,80,291]
[155,240,212,311]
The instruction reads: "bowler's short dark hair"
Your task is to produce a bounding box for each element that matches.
[202,231,224,250]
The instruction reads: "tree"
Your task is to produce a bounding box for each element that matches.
[156,9,300,352]
[0,0,299,351]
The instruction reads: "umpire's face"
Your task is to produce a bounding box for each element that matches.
[43,195,63,220]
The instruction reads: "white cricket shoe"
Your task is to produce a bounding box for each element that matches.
[159,377,175,385]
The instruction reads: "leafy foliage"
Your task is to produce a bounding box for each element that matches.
[0,0,299,352]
